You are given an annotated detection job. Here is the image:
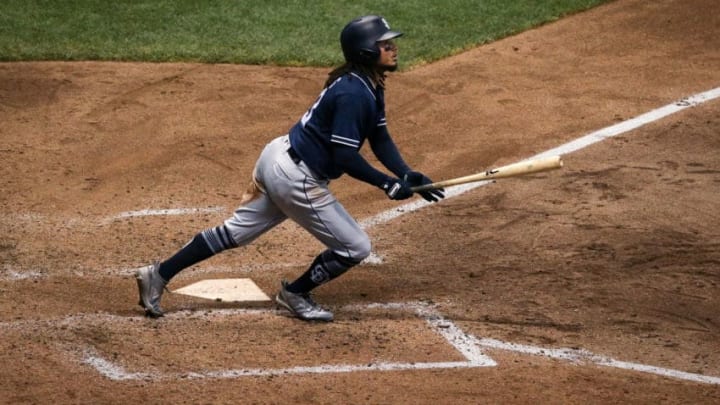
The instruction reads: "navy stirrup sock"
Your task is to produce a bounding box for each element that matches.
[287,250,360,293]
[158,233,215,282]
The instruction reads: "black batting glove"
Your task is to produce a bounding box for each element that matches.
[404,171,445,203]
[382,178,414,200]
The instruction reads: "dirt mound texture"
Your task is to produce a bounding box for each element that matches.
[1,0,719,403]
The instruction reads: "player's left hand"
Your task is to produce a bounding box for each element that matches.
[404,171,445,203]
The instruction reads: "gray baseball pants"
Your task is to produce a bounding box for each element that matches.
[203,135,371,267]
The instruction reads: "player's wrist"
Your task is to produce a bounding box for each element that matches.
[378,174,395,190]
[381,177,413,200]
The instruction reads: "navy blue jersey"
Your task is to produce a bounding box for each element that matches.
[289,71,386,180]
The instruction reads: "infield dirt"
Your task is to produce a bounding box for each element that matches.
[1,0,720,403]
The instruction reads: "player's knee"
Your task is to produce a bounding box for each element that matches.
[347,237,371,262]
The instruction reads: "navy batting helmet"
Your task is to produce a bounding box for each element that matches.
[340,15,403,65]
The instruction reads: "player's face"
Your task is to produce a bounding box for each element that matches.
[376,39,398,72]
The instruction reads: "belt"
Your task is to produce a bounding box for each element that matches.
[287,146,302,164]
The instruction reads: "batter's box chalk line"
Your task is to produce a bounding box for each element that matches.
[100,206,226,224]
[91,87,720,270]
[75,302,495,381]
[69,302,720,384]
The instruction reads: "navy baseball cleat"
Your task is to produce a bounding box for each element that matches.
[135,261,167,318]
[275,281,334,322]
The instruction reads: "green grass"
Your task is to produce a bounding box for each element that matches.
[0,0,608,66]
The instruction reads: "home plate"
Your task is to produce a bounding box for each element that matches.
[173,278,271,302]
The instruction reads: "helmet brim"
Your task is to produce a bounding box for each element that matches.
[377,30,403,42]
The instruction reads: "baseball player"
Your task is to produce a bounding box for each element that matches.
[136,15,444,321]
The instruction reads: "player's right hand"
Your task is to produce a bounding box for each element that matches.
[382,178,414,200]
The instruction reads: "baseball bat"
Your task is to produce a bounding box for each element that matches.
[410,155,563,192]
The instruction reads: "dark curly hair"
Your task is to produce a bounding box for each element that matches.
[324,62,386,89]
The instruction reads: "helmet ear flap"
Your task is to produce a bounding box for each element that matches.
[357,46,380,64]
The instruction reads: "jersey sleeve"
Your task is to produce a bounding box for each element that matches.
[333,144,392,188]
[330,93,369,150]
[370,125,411,177]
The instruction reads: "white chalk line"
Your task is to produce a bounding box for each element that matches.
[72,302,495,381]
[4,86,718,281]
[476,338,720,386]
[105,87,720,247]
[0,207,225,228]
[98,254,383,278]
[112,85,720,273]
[363,86,720,227]
[5,86,720,234]
[8,301,714,384]
[3,89,720,381]
[81,348,479,381]
[0,265,44,280]
[101,206,226,224]
[0,256,384,281]
[529,87,720,160]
